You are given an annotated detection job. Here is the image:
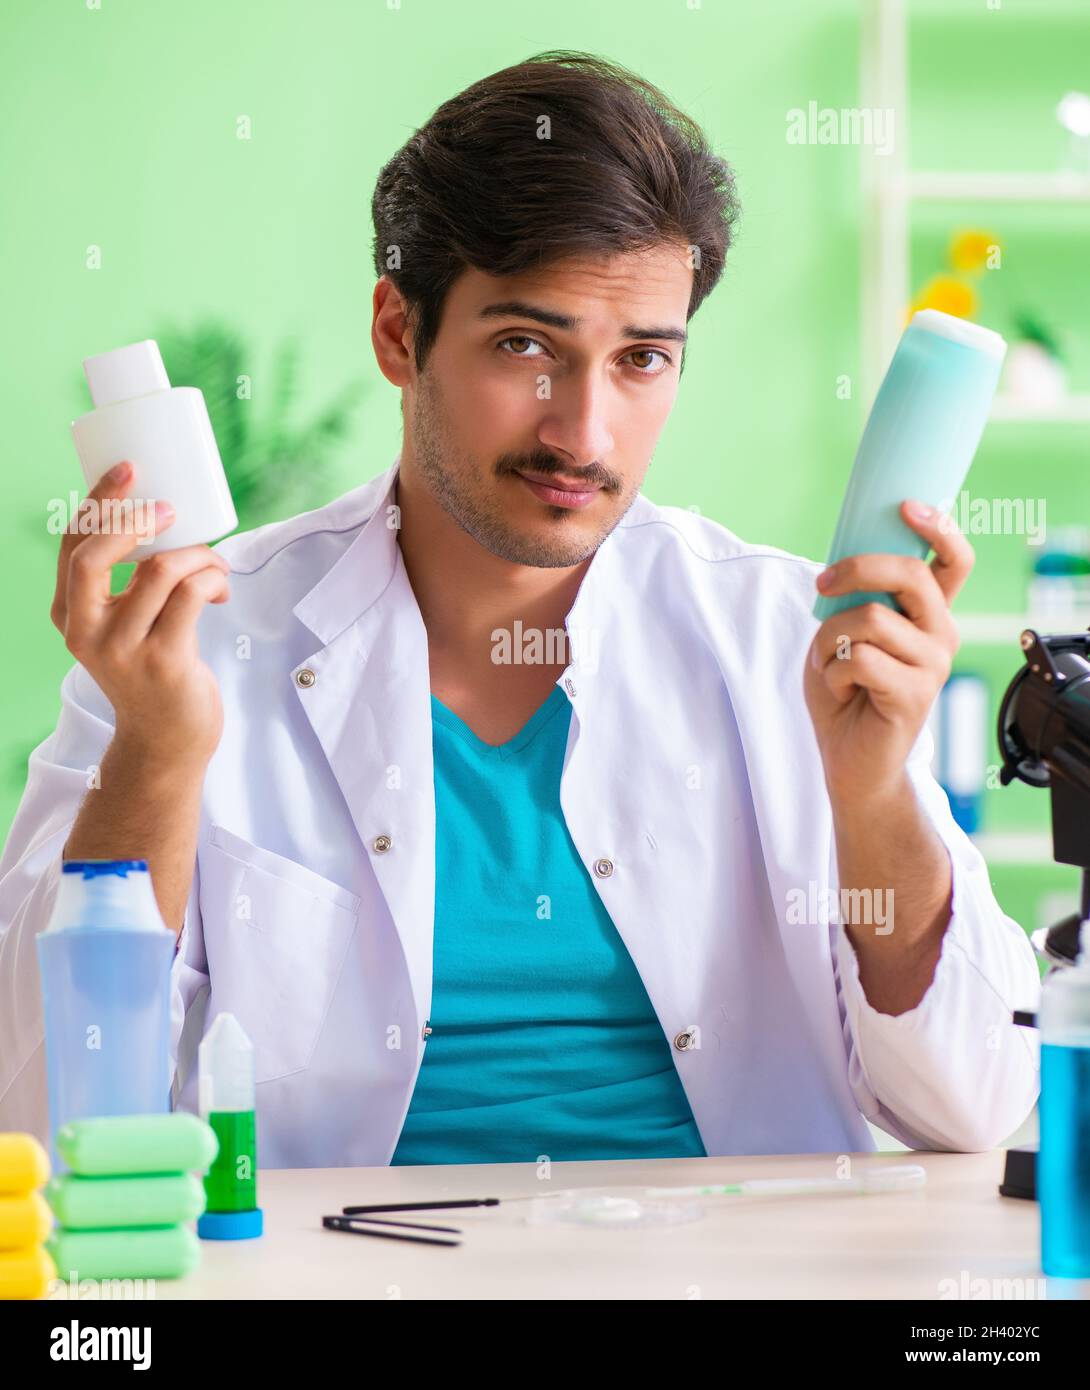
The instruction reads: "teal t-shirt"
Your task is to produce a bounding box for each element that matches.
[390,682,707,1165]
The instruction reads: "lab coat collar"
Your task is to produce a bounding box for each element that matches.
[291,456,404,645]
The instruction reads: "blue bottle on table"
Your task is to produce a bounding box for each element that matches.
[37,859,174,1170]
[1039,921,1090,1278]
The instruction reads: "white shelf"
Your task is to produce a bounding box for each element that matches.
[956,612,1090,644]
[901,171,1090,204]
[859,0,1090,402]
[971,831,1055,867]
[989,394,1090,423]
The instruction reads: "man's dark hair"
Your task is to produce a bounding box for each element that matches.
[371,50,741,373]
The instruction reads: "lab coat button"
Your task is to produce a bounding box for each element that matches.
[593,857,614,878]
[674,1030,696,1051]
[421,1022,432,1040]
[372,834,392,854]
[295,667,317,688]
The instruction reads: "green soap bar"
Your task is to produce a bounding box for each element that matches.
[56,1114,218,1177]
[47,1225,199,1281]
[47,1174,206,1230]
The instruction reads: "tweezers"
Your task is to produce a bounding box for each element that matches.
[322,1213,462,1247]
[343,1198,501,1215]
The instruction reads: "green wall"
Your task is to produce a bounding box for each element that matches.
[2,0,1087,939]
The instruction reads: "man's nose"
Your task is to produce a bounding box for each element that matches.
[537,373,615,470]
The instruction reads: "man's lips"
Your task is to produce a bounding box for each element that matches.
[513,470,603,510]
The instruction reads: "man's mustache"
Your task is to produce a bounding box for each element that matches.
[495,452,621,492]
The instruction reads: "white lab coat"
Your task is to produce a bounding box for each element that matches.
[0,455,1041,1165]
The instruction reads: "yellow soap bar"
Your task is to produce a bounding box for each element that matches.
[0,1245,56,1300]
[0,1192,52,1250]
[0,1133,50,1195]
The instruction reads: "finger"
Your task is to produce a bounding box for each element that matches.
[54,461,137,630]
[815,552,950,635]
[900,499,975,605]
[105,547,232,650]
[820,640,926,710]
[145,566,231,651]
[811,601,936,671]
[63,500,177,641]
[58,462,154,562]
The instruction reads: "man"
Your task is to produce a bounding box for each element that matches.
[0,52,1039,1166]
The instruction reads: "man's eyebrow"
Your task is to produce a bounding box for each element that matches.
[477,300,688,344]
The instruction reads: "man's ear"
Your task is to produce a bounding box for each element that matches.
[371,275,415,391]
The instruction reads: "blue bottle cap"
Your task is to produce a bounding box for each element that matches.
[197,1207,264,1240]
[62,859,149,878]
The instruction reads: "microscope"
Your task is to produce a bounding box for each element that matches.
[995,626,1090,1200]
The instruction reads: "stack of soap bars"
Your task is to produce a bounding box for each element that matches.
[0,1133,55,1300]
[46,1114,218,1282]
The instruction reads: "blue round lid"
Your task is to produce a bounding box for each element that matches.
[197,1208,264,1241]
[63,859,149,878]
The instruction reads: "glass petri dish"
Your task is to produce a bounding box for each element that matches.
[524,1185,704,1229]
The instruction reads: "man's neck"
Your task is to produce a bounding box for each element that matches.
[394,463,592,665]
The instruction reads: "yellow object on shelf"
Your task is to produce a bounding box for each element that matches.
[909,275,978,322]
[0,1133,50,1196]
[0,1245,56,1301]
[949,228,1001,275]
[0,1192,52,1250]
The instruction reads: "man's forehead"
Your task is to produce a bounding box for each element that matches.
[455,249,692,330]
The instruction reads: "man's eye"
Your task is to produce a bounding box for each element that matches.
[498,335,547,358]
[497,337,671,374]
[627,349,671,374]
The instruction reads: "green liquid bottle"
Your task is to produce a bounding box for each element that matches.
[204,1109,257,1211]
[197,1013,263,1239]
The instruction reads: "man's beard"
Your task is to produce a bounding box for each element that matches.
[410,373,638,569]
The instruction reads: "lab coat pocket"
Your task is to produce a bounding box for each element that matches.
[200,825,360,1083]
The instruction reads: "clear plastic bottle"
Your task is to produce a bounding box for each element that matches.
[36,860,174,1170]
[1039,919,1090,1277]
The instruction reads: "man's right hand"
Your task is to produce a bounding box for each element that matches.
[51,460,232,767]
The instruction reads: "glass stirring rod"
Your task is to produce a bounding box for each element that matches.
[642,1164,927,1200]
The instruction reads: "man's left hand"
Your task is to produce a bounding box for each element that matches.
[804,498,973,809]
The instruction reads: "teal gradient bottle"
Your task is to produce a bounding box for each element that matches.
[1039,922,1090,1278]
[815,309,1007,621]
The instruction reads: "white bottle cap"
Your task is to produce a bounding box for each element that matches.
[83,339,171,408]
[198,1011,255,1114]
[910,309,1008,362]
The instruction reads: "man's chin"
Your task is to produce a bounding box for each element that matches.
[479,516,607,569]
[499,534,602,569]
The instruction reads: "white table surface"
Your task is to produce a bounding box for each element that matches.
[45,1147,1086,1301]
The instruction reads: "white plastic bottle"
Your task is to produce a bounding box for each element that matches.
[70,339,238,555]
